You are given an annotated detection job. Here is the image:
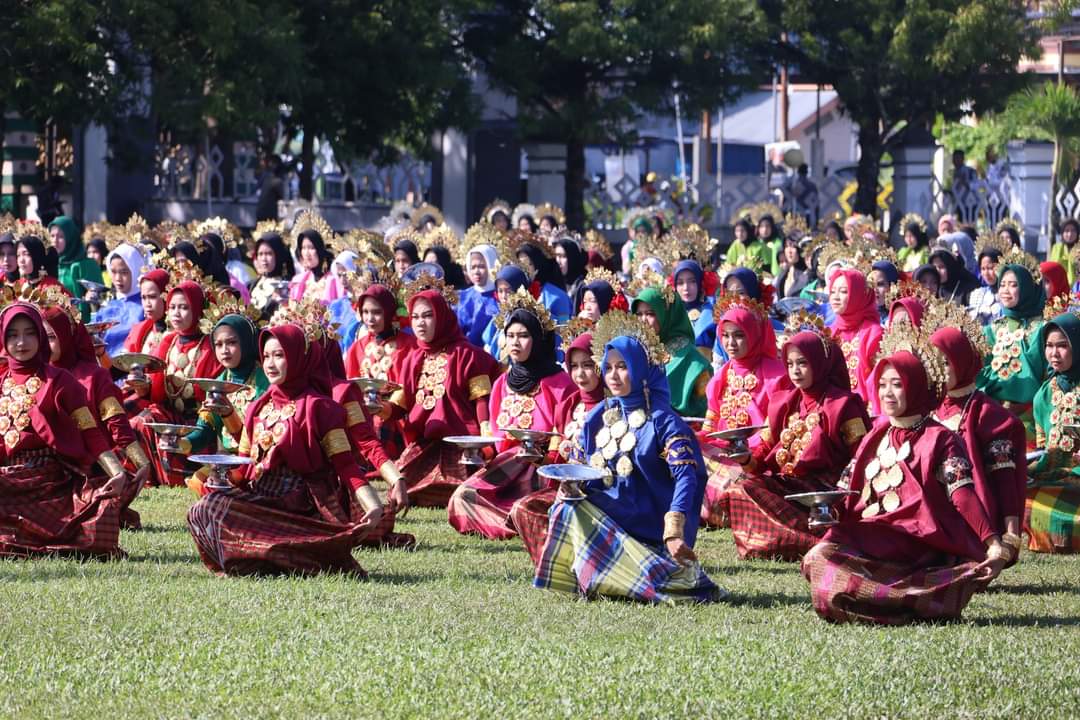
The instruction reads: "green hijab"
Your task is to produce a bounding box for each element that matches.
[632,287,711,415]
[1042,312,1080,392]
[1000,264,1046,320]
[214,314,259,381]
[48,216,85,265]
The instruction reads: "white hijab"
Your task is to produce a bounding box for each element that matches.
[466,244,498,292]
[105,243,148,299]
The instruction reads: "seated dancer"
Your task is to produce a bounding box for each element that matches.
[1026,312,1080,554]
[508,324,606,567]
[122,268,169,356]
[0,300,131,559]
[92,243,147,357]
[709,266,777,367]
[15,230,64,292]
[385,283,501,507]
[42,298,150,530]
[533,312,722,604]
[182,301,269,494]
[802,329,1009,625]
[455,241,499,346]
[929,319,1025,557]
[827,268,883,405]
[698,294,789,528]
[186,322,384,576]
[576,267,625,322]
[447,288,575,539]
[976,262,1047,442]
[631,271,712,416]
[481,264,530,359]
[720,314,869,560]
[343,282,415,459]
[515,235,572,324]
[127,280,223,486]
[248,225,295,318]
[672,258,718,353]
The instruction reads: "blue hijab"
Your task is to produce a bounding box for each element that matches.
[872,260,899,285]
[725,267,761,301]
[496,264,529,293]
[601,335,671,411]
[673,259,705,307]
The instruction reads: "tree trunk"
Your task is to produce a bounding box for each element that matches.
[565,137,586,231]
[1049,135,1060,242]
[299,128,315,201]
[854,123,883,218]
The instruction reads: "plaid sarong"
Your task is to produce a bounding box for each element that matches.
[802,542,985,624]
[699,458,743,529]
[533,499,722,605]
[508,487,558,568]
[397,441,472,508]
[447,450,538,540]
[1025,485,1080,554]
[727,474,825,560]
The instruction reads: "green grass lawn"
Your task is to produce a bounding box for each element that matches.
[1,487,1080,718]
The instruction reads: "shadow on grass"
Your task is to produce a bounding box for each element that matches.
[122,524,181,534]
[723,591,808,609]
[970,614,1080,627]
[709,563,800,576]
[987,582,1080,596]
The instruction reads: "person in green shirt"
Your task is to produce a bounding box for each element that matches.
[183,312,269,494]
[976,263,1047,441]
[726,218,778,276]
[47,216,104,300]
[1028,312,1080,553]
[1049,218,1079,286]
[632,284,712,416]
[896,216,930,273]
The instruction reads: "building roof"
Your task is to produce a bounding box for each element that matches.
[709,88,840,144]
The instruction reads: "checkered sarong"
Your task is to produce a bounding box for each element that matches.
[726,474,825,560]
[1025,485,1080,553]
[508,487,558,568]
[533,499,722,605]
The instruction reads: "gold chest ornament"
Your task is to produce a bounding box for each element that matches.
[858,435,910,517]
[496,388,538,431]
[718,369,757,429]
[839,336,860,390]
[1046,383,1080,452]
[141,327,164,355]
[415,352,448,411]
[589,405,647,485]
[251,400,296,467]
[165,340,199,402]
[359,338,397,380]
[774,410,820,476]
[558,402,587,459]
[988,325,1027,381]
[0,375,44,448]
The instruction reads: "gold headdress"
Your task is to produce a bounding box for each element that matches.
[636,223,716,269]
[0,280,51,315]
[730,201,783,226]
[37,283,82,326]
[557,316,594,346]
[534,203,566,226]
[921,294,991,357]
[341,266,402,304]
[410,203,444,230]
[0,213,16,236]
[482,198,512,224]
[192,216,239,248]
[1044,289,1080,321]
[82,221,112,246]
[403,270,458,307]
[994,217,1024,240]
[712,292,769,326]
[590,309,669,368]
[342,228,394,266]
[494,286,556,334]
[254,220,286,239]
[996,245,1042,283]
[623,206,655,232]
[199,292,264,336]
[884,279,937,317]
[291,209,337,247]
[419,223,459,260]
[148,220,187,249]
[627,267,676,306]
[497,229,552,272]
[462,222,506,265]
[159,255,214,294]
[583,230,614,261]
[974,232,1012,260]
[783,212,810,241]
[268,298,329,347]
[717,253,765,279]
[12,220,49,245]
[511,203,537,229]
[875,320,951,397]
[898,212,928,235]
[388,200,416,224]
[782,309,837,357]
[582,266,624,295]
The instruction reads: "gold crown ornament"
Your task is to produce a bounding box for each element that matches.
[994,217,1024,240]
[291,209,337,248]
[921,293,991,357]
[0,280,51,315]
[82,221,113,246]
[783,212,811,241]
[636,223,716,269]
[192,217,239,248]
[341,266,402,305]
[590,309,669,368]
[557,316,595,346]
[730,201,783,227]
[781,309,836,357]
[511,203,537,229]
[875,320,952,399]
[627,267,676,306]
[884,279,938,316]
[410,203,445,230]
[159,255,215,295]
[199,292,264,336]
[534,203,566,227]
[583,230,614,261]
[402,270,458,307]
[0,213,16,236]
[419,223,460,261]
[147,219,187,250]
[898,212,928,235]
[12,219,49,246]
[342,228,394,266]
[994,245,1042,283]
[493,286,557,334]
[254,220,286,239]
[623,206,656,233]
[712,292,769,326]
[268,298,329,347]
[582,266,624,296]
[482,198,512,225]
[717,254,766,281]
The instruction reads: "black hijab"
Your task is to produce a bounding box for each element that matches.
[17,237,53,279]
[517,242,564,290]
[505,307,563,395]
[394,239,421,265]
[295,229,332,279]
[254,233,296,279]
[930,247,981,303]
[555,239,587,288]
[424,245,468,289]
[173,240,226,286]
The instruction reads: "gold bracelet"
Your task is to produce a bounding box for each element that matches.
[99,451,125,478]
[663,511,686,543]
[378,460,404,486]
[1001,531,1022,551]
[354,484,382,514]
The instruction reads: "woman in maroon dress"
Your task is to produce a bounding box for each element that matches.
[122,268,169,356]
[803,339,1011,624]
[0,301,131,559]
[723,317,871,560]
[42,301,150,530]
[186,322,383,576]
[386,287,501,507]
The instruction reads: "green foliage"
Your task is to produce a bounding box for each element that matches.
[1,489,1080,717]
[1003,80,1080,146]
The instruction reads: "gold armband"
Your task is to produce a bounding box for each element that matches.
[320,428,351,458]
[987,541,1015,564]
[389,388,407,409]
[344,401,366,427]
[99,450,124,478]
[663,511,686,543]
[98,396,125,421]
[468,374,492,400]
[222,410,244,436]
[480,420,492,437]
[354,484,383,513]
[238,427,251,456]
[72,406,97,431]
[124,442,151,469]
[378,460,404,486]
[840,418,868,447]
[1002,531,1022,555]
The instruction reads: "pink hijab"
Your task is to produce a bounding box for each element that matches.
[830,269,879,332]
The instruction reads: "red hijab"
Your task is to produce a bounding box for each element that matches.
[141,269,170,295]
[887,296,925,329]
[563,332,605,406]
[41,305,96,369]
[166,281,206,337]
[0,303,50,372]
[830,269,879,332]
[930,327,980,390]
[872,350,941,419]
[782,331,850,398]
[358,284,399,339]
[259,324,331,401]
[1040,261,1069,301]
[407,290,464,352]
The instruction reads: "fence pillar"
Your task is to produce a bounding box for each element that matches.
[890,144,936,232]
[1006,140,1054,253]
[523,143,566,207]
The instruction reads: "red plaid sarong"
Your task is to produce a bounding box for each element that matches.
[186,468,368,576]
[447,450,539,540]
[0,450,122,559]
[726,473,825,560]
[802,541,985,625]
[700,458,743,529]
[397,440,472,508]
[508,487,558,568]
[129,405,194,488]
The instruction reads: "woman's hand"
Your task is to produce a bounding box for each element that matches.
[353,504,384,539]
[387,479,410,519]
[203,395,236,418]
[665,538,698,566]
[122,378,150,398]
[96,471,129,500]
